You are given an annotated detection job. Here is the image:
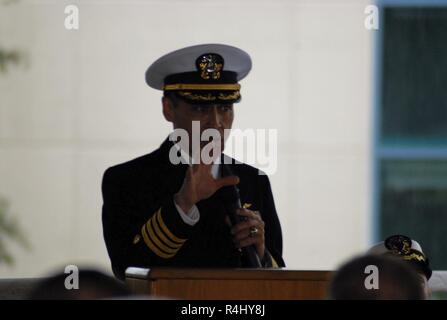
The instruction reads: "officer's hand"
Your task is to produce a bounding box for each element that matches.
[174,163,239,213]
[231,208,265,260]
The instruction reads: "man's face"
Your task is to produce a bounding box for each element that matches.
[163,96,234,157]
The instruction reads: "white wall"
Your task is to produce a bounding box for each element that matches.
[0,0,373,277]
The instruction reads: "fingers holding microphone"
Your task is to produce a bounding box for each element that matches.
[231,208,265,260]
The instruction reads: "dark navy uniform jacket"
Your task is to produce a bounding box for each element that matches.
[102,138,285,279]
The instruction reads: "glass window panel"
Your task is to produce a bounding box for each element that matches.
[380,159,447,269]
[381,8,447,146]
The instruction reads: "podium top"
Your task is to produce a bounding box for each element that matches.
[125,267,332,281]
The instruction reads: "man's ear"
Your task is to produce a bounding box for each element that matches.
[162,96,174,122]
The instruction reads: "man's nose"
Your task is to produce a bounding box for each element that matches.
[207,106,222,128]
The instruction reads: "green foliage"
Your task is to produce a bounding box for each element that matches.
[0,0,24,73]
[0,49,23,73]
[0,197,30,265]
[0,0,29,265]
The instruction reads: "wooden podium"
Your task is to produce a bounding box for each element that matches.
[125,268,332,300]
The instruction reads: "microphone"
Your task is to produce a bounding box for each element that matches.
[221,164,262,268]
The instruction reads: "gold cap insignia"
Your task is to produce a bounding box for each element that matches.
[196,53,223,80]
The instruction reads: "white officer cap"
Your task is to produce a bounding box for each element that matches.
[145,43,252,104]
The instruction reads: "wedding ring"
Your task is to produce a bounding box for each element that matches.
[249,227,259,237]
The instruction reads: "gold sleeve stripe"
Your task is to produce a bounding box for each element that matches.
[146,218,179,254]
[149,215,183,249]
[141,224,176,259]
[156,209,187,244]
